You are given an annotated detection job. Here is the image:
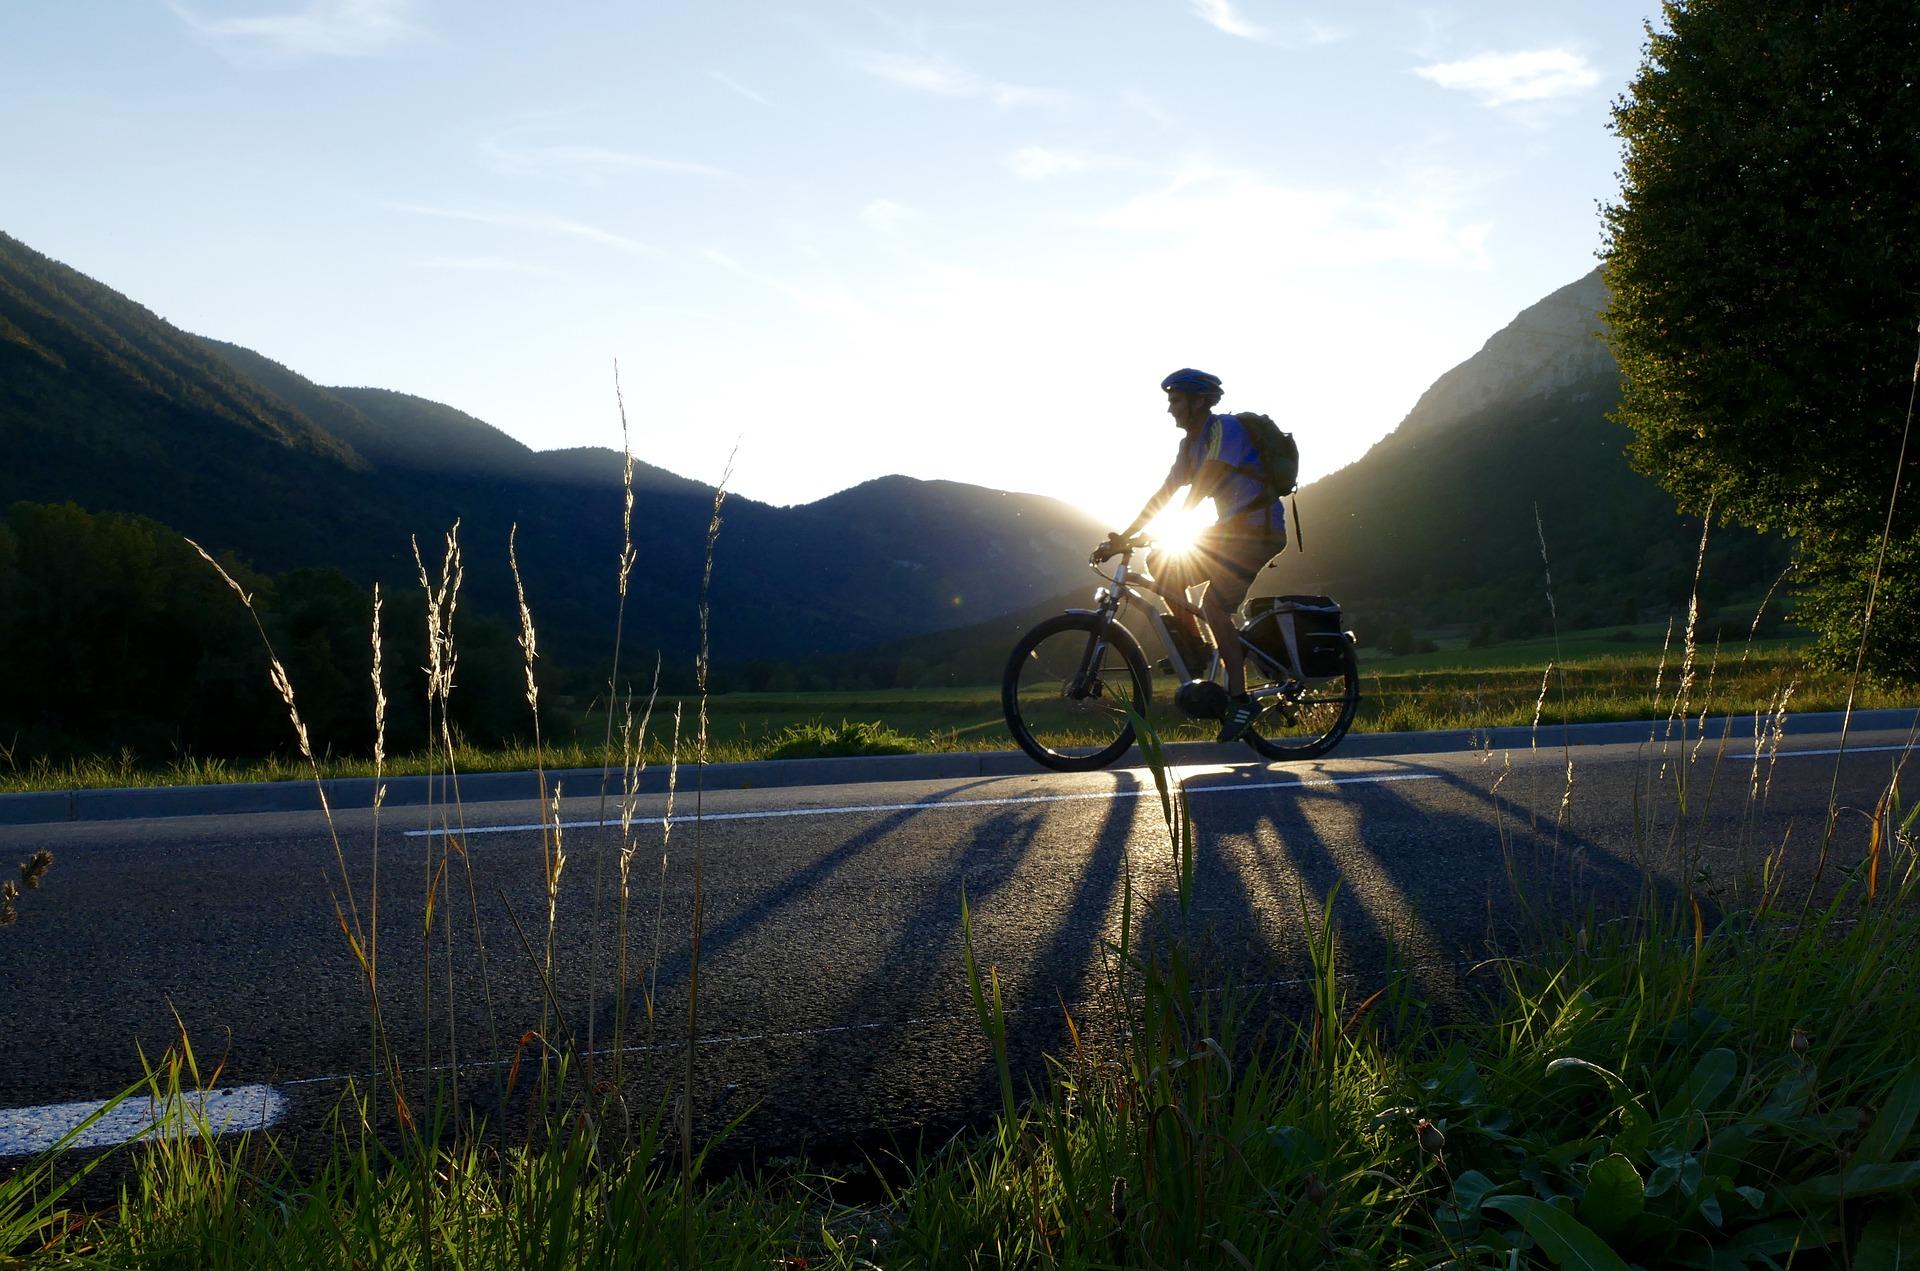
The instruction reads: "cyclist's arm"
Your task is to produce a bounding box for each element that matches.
[1120,450,1195,538]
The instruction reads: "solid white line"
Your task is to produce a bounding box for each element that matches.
[1736,743,1915,761]
[0,1085,285,1156]
[404,771,1441,838]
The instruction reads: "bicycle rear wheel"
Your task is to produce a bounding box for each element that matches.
[1243,638,1360,761]
[1002,614,1151,772]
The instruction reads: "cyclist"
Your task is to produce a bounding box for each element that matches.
[1098,368,1288,742]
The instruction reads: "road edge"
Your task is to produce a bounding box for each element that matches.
[4,708,1915,827]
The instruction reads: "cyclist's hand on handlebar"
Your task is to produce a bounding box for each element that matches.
[1091,531,1148,565]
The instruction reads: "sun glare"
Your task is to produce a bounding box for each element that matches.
[1145,500,1215,559]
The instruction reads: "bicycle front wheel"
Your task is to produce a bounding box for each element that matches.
[1244,638,1360,761]
[1002,614,1152,772]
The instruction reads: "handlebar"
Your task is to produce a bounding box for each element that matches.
[1090,532,1154,566]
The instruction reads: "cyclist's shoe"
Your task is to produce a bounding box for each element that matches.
[1216,695,1260,743]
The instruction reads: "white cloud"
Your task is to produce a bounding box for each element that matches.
[477,133,732,183]
[383,202,657,257]
[1006,146,1136,181]
[1191,0,1265,40]
[709,70,771,106]
[168,0,424,61]
[1186,1,1346,47]
[1414,49,1602,107]
[853,50,1063,108]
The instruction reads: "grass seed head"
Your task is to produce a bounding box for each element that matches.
[20,850,53,890]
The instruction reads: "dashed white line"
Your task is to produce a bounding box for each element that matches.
[0,1085,284,1156]
[403,771,1442,838]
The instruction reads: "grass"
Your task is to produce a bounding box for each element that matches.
[7,641,1911,794]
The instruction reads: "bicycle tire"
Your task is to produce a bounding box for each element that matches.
[1243,638,1360,761]
[1002,613,1152,772]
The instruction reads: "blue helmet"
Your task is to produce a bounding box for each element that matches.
[1160,368,1222,394]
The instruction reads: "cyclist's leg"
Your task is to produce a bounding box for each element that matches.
[1191,519,1283,699]
[1199,583,1245,695]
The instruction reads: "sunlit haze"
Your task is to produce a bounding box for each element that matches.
[3,1,1649,526]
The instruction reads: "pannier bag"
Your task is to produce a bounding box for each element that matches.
[1244,595,1346,678]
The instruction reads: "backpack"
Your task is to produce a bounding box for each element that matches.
[1230,411,1305,551]
[1231,412,1299,498]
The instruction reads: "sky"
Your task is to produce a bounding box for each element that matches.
[3,0,1656,525]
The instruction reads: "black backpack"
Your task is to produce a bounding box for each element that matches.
[1229,411,1304,550]
[1231,411,1299,498]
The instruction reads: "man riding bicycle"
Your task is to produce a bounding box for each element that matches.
[1098,368,1289,743]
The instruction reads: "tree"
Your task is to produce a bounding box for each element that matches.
[1602,0,1920,673]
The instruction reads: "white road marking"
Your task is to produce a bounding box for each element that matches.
[1736,743,1915,761]
[0,1085,284,1156]
[404,771,1442,838]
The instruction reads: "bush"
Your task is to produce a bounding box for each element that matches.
[759,718,918,760]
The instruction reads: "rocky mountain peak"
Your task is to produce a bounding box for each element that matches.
[1397,269,1614,439]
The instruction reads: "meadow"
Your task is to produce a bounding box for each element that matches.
[3,629,1909,794]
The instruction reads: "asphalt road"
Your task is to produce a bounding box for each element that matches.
[1,723,1913,1160]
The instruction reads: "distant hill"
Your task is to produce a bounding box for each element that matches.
[0,229,1109,676]
[1259,271,1786,641]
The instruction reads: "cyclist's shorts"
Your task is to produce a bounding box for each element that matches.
[1163,516,1285,612]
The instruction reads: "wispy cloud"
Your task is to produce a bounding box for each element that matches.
[709,70,771,106]
[168,0,424,61]
[1414,48,1602,107]
[1006,146,1137,181]
[1190,0,1264,40]
[1099,165,1491,270]
[384,202,657,256]
[698,247,871,323]
[852,50,1064,108]
[477,132,733,183]
[1186,1,1346,47]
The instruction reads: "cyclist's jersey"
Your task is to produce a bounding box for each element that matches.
[1168,413,1283,526]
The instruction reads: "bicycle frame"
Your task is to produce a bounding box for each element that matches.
[1084,547,1297,700]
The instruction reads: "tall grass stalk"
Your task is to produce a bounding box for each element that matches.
[1533,503,1576,841]
[185,538,398,1131]
[1813,320,1920,903]
[682,449,733,1250]
[589,364,643,1085]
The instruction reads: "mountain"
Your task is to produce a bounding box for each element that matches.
[1256,271,1785,639]
[0,230,1107,672]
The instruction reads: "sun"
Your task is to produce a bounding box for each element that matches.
[1144,500,1214,559]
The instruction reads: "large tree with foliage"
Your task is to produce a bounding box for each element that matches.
[1602,0,1920,674]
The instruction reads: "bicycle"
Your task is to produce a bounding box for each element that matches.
[1000,533,1360,772]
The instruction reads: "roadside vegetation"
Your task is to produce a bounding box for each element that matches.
[5,635,1914,794]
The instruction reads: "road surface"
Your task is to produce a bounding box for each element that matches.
[1,723,1912,1159]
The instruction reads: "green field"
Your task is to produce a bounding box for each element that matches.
[5,626,1912,793]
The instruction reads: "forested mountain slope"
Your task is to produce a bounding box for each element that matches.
[0,230,1106,670]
